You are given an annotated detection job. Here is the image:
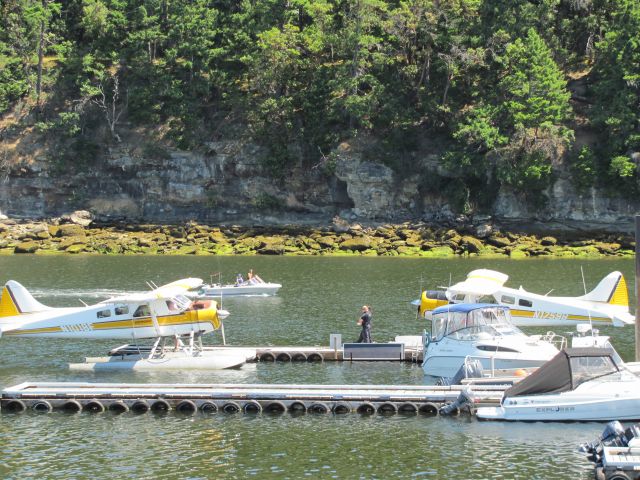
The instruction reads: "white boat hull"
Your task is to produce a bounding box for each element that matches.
[478,397,640,422]
[200,283,281,297]
[69,349,255,371]
[423,355,550,379]
[477,374,640,421]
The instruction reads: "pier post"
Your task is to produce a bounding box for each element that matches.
[636,216,640,361]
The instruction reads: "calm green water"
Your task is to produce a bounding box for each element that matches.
[0,256,635,479]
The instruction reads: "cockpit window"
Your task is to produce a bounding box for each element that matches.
[97,309,111,318]
[133,305,151,318]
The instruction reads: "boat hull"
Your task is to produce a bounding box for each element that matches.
[478,397,640,422]
[423,355,550,379]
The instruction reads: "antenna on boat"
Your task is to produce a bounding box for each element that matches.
[581,266,595,336]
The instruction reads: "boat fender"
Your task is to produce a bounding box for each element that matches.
[288,401,306,414]
[308,402,329,414]
[175,400,197,415]
[377,402,398,415]
[222,402,241,414]
[332,402,351,415]
[83,400,105,414]
[418,403,439,416]
[2,399,27,414]
[291,352,307,362]
[263,401,286,414]
[259,352,276,362]
[397,402,418,415]
[107,401,129,414]
[150,400,171,414]
[199,402,218,414]
[130,400,150,414]
[32,400,53,414]
[242,401,262,414]
[276,352,292,362]
[61,400,82,414]
[356,403,376,415]
[307,352,324,363]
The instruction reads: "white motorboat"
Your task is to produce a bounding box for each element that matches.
[415,269,634,327]
[476,347,640,421]
[198,275,281,297]
[422,303,562,379]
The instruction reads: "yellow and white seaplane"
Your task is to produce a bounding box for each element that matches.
[415,269,634,327]
[0,278,254,370]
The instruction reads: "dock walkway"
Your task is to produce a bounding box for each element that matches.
[1,381,504,416]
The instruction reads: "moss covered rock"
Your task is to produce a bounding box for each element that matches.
[56,224,86,237]
[339,236,372,251]
[14,241,40,253]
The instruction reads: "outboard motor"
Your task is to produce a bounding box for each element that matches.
[440,389,474,415]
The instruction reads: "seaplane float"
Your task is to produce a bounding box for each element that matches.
[422,303,563,379]
[0,278,255,370]
[195,274,281,297]
[415,269,634,327]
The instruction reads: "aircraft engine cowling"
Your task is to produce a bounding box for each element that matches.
[186,300,222,330]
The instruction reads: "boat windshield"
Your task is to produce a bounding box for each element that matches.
[432,307,516,341]
[570,355,619,388]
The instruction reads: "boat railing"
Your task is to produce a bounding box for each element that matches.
[537,331,567,351]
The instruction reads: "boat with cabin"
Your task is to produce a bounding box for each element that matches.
[476,347,640,421]
[422,303,562,379]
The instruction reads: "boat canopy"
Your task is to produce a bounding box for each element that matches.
[431,304,513,341]
[504,348,620,399]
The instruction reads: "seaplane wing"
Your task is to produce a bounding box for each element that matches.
[104,278,204,305]
[0,278,224,339]
[447,269,509,298]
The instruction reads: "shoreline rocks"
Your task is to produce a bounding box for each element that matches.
[0,217,633,258]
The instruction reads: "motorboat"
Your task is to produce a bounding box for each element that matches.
[580,421,640,480]
[415,269,633,327]
[422,303,562,379]
[198,275,281,297]
[476,347,640,421]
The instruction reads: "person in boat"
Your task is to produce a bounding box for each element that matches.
[247,269,255,284]
[356,305,373,343]
[235,273,244,286]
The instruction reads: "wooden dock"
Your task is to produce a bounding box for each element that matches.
[0,381,504,416]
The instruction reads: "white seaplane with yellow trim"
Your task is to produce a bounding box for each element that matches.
[415,269,634,328]
[0,278,254,370]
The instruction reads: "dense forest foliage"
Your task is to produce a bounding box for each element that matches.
[0,0,639,211]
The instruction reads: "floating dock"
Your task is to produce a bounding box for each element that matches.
[101,337,425,365]
[0,382,505,416]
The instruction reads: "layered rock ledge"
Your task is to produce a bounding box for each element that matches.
[0,214,634,258]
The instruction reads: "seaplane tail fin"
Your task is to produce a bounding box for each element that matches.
[579,271,629,306]
[0,280,52,317]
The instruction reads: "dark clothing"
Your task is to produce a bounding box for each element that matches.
[356,312,373,343]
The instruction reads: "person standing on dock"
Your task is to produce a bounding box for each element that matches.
[356,305,373,343]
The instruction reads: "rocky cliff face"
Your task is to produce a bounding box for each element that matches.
[1,132,638,232]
